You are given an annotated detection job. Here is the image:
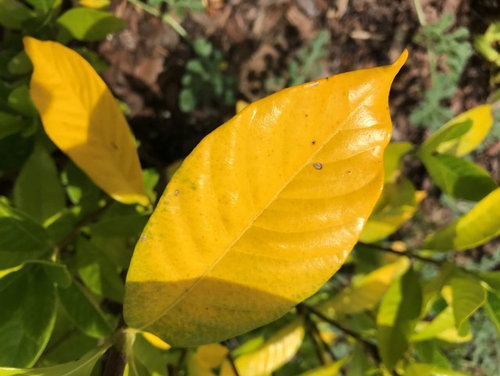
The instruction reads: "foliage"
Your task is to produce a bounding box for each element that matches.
[410,13,473,130]
[0,4,499,376]
[179,38,237,112]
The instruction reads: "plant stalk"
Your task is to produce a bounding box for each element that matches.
[358,242,443,266]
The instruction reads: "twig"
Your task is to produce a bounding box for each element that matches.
[127,0,188,38]
[300,304,381,363]
[304,315,328,365]
[102,346,127,376]
[358,242,443,266]
[54,200,113,256]
[168,349,187,376]
[223,341,241,376]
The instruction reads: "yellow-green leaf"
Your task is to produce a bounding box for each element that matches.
[405,363,470,376]
[424,188,500,251]
[318,257,409,317]
[360,177,424,243]
[448,271,486,330]
[383,142,412,183]
[435,105,493,156]
[0,345,109,376]
[298,357,347,376]
[220,319,305,376]
[196,343,228,369]
[411,306,472,343]
[23,37,148,206]
[124,52,407,346]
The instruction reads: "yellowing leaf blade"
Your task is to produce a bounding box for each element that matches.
[23,37,148,206]
[124,52,407,346]
[425,188,500,251]
[220,319,305,376]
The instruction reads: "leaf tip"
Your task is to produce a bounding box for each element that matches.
[391,49,409,73]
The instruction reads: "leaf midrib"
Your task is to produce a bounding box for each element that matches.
[142,83,387,329]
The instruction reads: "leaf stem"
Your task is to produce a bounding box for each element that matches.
[224,342,241,376]
[168,349,187,376]
[358,242,443,266]
[127,0,188,38]
[300,304,381,363]
[54,200,113,256]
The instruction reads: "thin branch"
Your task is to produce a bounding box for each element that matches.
[54,200,113,255]
[168,349,187,376]
[304,315,328,365]
[223,341,241,376]
[127,0,188,38]
[300,304,381,363]
[358,242,443,266]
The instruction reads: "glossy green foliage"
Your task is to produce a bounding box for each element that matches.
[0,266,56,367]
[0,198,52,269]
[377,267,422,370]
[57,8,126,42]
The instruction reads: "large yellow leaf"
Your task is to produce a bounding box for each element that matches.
[124,51,407,346]
[23,37,148,206]
[317,257,409,317]
[219,319,305,376]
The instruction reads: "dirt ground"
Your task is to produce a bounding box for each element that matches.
[99,0,499,258]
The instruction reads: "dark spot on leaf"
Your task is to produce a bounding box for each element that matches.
[347,170,352,174]
[311,140,316,145]
[174,189,180,196]
[313,162,323,170]
[111,142,118,150]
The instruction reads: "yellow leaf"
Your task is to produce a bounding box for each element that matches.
[23,37,148,206]
[317,257,409,317]
[141,331,171,350]
[124,51,407,346]
[79,0,110,8]
[220,319,305,376]
[436,105,493,156]
[424,187,500,251]
[196,343,228,369]
[411,306,472,343]
[187,354,217,376]
[360,177,422,243]
[236,100,249,113]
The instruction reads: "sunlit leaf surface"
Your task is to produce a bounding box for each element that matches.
[124,52,407,346]
[23,37,148,206]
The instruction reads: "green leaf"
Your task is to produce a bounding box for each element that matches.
[130,334,169,376]
[0,266,56,367]
[415,341,450,369]
[448,271,486,330]
[479,271,500,291]
[360,177,423,242]
[0,111,26,139]
[318,258,409,317]
[419,153,497,201]
[75,237,125,303]
[88,203,148,238]
[0,133,34,173]
[0,346,109,375]
[376,267,422,371]
[383,142,413,183]
[405,363,470,376]
[0,0,34,29]
[8,85,38,117]
[485,291,500,336]
[418,119,472,156]
[411,306,471,343]
[56,8,126,42]
[24,0,59,14]
[424,188,500,251]
[61,162,102,213]
[0,198,52,270]
[57,279,115,339]
[7,51,32,76]
[13,143,66,224]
